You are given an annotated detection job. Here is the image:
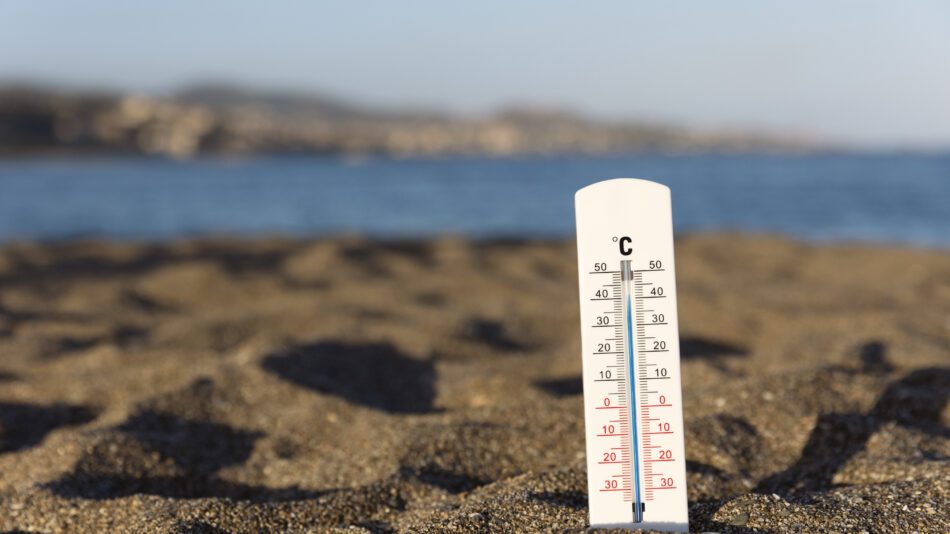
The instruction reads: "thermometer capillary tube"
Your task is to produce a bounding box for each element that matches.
[621,259,643,523]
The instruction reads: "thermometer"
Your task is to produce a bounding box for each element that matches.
[575,178,688,531]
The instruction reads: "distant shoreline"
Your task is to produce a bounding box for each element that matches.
[1,84,823,159]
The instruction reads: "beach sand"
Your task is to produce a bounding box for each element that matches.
[0,234,947,533]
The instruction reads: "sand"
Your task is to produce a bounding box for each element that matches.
[0,234,946,533]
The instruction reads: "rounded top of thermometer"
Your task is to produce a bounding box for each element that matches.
[575,178,670,200]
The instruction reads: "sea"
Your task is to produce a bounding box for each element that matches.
[0,153,947,247]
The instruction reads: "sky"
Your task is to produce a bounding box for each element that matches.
[2,1,949,148]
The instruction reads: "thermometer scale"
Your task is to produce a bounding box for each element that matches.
[575,179,688,531]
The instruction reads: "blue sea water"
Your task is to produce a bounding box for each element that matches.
[0,154,947,247]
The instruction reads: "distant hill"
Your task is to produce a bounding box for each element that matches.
[0,84,819,158]
[174,84,409,122]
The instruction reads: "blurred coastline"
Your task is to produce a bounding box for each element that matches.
[0,84,821,159]
[2,85,946,249]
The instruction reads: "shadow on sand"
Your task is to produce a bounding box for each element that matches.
[262,341,439,414]
[0,402,98,454]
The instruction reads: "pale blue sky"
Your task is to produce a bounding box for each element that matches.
[2,1,949,147]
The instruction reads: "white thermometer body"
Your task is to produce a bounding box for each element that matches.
[575,178,688,531]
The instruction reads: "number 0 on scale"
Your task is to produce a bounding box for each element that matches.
[575,179,688,531]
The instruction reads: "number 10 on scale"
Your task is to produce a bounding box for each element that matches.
[575,179,688,531]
